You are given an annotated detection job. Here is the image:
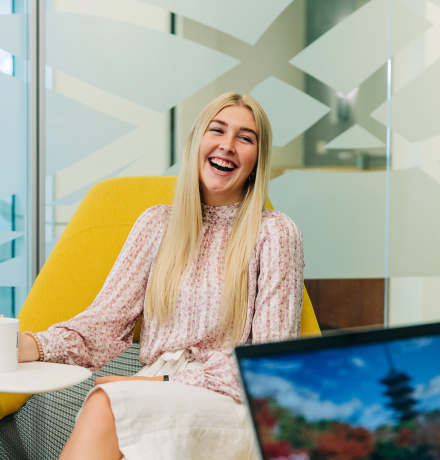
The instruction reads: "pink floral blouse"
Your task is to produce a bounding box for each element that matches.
[37,203,304,401]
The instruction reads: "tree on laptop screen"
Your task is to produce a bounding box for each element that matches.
[242,336,440,460]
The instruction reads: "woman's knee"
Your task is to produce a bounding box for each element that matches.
[60,388,121,460]
[79,388,115,430]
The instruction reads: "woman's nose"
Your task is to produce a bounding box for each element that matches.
[219,135,235,153]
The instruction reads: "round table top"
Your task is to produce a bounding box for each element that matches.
[0,362,92,394]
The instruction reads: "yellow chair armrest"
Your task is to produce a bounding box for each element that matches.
[301,287,321,337]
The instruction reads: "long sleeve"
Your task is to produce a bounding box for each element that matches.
[37,206,168,371]
[251,212,304,344]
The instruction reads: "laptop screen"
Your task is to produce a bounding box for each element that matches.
[238,330,440,460]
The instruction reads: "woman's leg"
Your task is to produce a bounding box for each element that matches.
[59,388,123,460]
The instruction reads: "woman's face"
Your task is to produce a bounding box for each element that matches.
[198,105,258,207]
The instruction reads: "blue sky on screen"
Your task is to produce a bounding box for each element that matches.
[241,335,440,430]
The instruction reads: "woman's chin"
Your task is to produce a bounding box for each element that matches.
[203,175,234,191]
[205,185,231,196]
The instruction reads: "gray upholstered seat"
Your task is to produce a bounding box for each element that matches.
[0,343,141,460]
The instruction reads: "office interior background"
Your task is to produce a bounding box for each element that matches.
[0,0,439,331]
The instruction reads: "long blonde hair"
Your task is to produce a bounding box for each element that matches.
[145,93,273,344]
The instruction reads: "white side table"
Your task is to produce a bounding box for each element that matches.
[0,362,92,394]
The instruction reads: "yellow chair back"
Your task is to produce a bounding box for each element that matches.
[0,176,320,420]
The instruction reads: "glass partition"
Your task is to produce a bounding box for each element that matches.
[174,0,439,331]
[44,0,238,254]
[0,0,30,317]
[176,0,392,331]
[2,0,436,328]
[385,0,440,326]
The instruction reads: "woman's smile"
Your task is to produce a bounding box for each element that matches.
[208,157,238,175]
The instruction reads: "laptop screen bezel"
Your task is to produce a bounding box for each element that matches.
[235,321,440,460]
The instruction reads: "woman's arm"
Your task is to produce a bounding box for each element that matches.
[252,212,305,343]
[94,375,164,384]
[32,206,169,371]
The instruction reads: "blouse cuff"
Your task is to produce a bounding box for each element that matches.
[169,369,244,402]
[169,369,205,387]
[36,331,66,363]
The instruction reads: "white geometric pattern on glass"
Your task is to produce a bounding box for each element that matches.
[388,167,440,277]
[51,126,169,206]
[52,0,170,33]
[46,89,136,176]
[289,0,431,95]
[269,169,386,279]
[0,255,25,287]
[49,161,138,207]
[46,69,170,208]
[325,125,385,150]
[0,71,26,200]
[0,231,24,246]
[250,77,330,147]
[163,160,182,176]
[269,167,440,278]
[46,12,240,112]
[51,70,166,127]
[0,48,13,76]
[138,0,294,45]
[370,59,440,142]
[0,13,27,59]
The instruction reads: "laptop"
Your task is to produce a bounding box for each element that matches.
[235,322,440,460]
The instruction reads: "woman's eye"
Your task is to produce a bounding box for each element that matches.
[241,137,253,143]
[210,128,223,134]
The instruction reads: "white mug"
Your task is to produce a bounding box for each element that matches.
[0,317,19,373]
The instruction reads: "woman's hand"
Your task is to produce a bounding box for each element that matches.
[94,375,164,385]
[18,333,40,363]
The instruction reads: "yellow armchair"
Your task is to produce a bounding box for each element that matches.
[0,176,320,421]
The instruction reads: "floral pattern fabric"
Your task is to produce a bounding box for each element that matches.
[38,203,304,401]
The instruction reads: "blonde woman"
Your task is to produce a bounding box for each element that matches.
[18,93,305,460]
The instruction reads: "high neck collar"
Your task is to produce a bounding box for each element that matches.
[202,202,240,225]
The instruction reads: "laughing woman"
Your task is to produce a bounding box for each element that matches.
[18,93,304,460]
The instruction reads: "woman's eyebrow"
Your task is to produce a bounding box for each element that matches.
[210,119,258,138]
[240,127,258,138]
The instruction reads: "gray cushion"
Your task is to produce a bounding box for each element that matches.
[0,343,141,460]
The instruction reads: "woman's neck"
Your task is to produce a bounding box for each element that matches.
[201,190,241,207]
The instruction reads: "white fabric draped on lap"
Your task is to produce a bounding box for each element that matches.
[79,349,257,460]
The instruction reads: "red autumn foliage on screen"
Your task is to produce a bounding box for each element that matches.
[253,399,278,429]
[316,422,375,460]
[264,440,292,458]
[396,427,415,448]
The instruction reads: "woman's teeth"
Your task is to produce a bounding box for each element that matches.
[209,158,236,172]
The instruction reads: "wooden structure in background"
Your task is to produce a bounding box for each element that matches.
[304,279,385,331]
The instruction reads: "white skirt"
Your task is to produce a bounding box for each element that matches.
[80,350,258,460]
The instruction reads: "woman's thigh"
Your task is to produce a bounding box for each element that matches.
[97,381,256,460]
[98,381,249,431]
